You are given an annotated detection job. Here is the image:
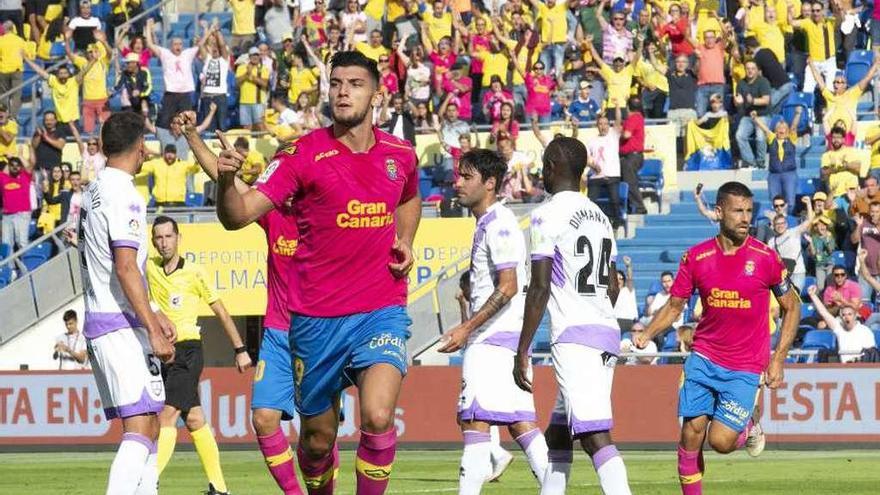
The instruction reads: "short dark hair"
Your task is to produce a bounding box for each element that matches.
[773,194,785,203]
[716,181,753,206]
[234,137,249,149]
[661,271,674,279]
[743,37,760,50]
[63,309,77,322]
[101,112,146,157]
[459,149,508,194]
[42,110,56,120]
[627,96,642,112]
[163,144,177,154]
[618,269,627,284]
[152,215,179,235]
[830,125,847,137]
[329,50,380,88]
[69,171,81,177]
[832,264,847,273]
[544,136,588,181]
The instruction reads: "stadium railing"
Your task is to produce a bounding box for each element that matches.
[0,221,79,345]
[409,253,471,360]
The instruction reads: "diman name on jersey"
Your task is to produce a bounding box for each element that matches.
[336,200,394,229]
[568,208,610,230]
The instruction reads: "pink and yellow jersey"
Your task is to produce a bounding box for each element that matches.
[257,208,299,331]
[255,126,419,317]
[670,236,787,374]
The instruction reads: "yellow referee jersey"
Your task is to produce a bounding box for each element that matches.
[146,257,218,342]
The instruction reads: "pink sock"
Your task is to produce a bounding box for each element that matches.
[355,428,397,495]
[677,446,703,495]
[735,420,753,449]
[258,429,304,495]
[297,443,337,495]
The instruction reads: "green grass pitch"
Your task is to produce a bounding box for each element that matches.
[1,449,878,494]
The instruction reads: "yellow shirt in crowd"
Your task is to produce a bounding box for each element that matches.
[800,18,837,61]
[0,119,18,157]
[475,50,509,87]
[48,74,80,123]
[751,22,785,63]
[600,64,634,108]
[536,1,568,44]
[141,158,200,203]
[229,0,257,35]
[146,257,218,342]
[421,11,453,42]
[0,33,28,73]
[821,147,860,197]
[236,63,270,105]
[822,87,862,130]
[240,150,267,184]
[73,44,110,101]
[505,39,542,86]
[287,66,319,104]
[355,41,389,62]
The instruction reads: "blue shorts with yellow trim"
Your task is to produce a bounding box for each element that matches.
[251,327,295,420]
[290,305,411,417]
[678,353,760,433]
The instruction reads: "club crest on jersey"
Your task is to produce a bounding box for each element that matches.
[386,159,398,180]
[744,260,755,276]
[128,219,140,235]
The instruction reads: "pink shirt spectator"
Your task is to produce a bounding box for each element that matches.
[602,25,634,63]
[442,75,473,120]
[0,169,32,214]
[822,279,862,307]
[491,119,520,143]
[857,219,880,275]
[655,18,694,56]
[481,89,514,122]
[429,51,456,88]
[121,47,152,68]
[697,44,725,85]
[381,72,399,94]
[524,73,554,116]
[255,127,418,317]
[158,46,199,93]
[470,34,490,73]
[257,208,299,331]
[670,236,786,374]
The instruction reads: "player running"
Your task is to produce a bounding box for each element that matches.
[79,112,175,494]
[146,215,252,494]
[636,181,800,495]
[176,110,306,495]
[438,149,549,494]
[514,137,631,495]
[214,50,421,495]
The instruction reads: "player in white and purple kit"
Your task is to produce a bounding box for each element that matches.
[79,112,176,494]
[438,149,549,495]
[515,137,631,495]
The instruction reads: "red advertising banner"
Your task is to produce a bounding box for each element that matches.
[1,365,879,447]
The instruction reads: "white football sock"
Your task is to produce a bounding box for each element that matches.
[135,452,158,495]
[592,445,632,495]
[515,428,549,484]
[541,449,572,495]
[107,433,151,495]
[488,426,509,463]
[459,431,491,495]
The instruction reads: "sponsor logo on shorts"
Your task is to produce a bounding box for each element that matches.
[369,333,406,352]
[719,398,751,423]
[254,360,266,382]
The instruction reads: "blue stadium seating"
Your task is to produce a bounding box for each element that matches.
[185,192,204,207]
[799,329,837,363]
[846,50,874,88]
[418,168,433,198]
[448,354,463,366]
[831,251,846,269]
[660,331,679,351]
[0,243,10,259]
[801,276,817,296]
[874,329,880,347]
[797,177,818,196]
[20,242,52,272]
[783,92,814,135]
[28,220,38,240]
[638,159,664,210]
[801,302,816,319]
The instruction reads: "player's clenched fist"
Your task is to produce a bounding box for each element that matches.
[149,329,175,363]
[633,331,652,349]
[512,352,532,392]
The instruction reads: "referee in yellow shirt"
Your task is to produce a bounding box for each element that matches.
[147,216,252,495]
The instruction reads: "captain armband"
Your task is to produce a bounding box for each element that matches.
[771,277,792,298]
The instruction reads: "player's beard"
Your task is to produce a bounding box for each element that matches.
[331,103,372,128]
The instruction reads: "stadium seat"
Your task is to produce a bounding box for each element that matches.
[845,50,874,88]
[0,243,10,259]
[20,242,52,272]
[783,92,814,135]
[873,329,880,347]
[830,251,846,270]
[799,329,837,363]
[638,158,664,210]
[647,280,662,298]
[0,262,12,288]
[797,177,818,196]
[661,331,679,351]
[801,276,816,296]
[28,219,38,240]
[185,192,204,207]
[801,303,816,319]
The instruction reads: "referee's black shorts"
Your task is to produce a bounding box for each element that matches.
[161,340,204,413]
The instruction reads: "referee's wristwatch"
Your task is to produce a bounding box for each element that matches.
[234,346,248,355]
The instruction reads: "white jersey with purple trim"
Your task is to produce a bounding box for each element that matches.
[467,202,527,349]
[79,167,149,339]
[529,191,621,355]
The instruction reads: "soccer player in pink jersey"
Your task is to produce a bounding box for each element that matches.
[213,50,421,495]
[177,111,305,495]
[636,181,801,495]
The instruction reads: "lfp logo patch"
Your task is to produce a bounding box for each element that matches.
[386,159,398,180]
